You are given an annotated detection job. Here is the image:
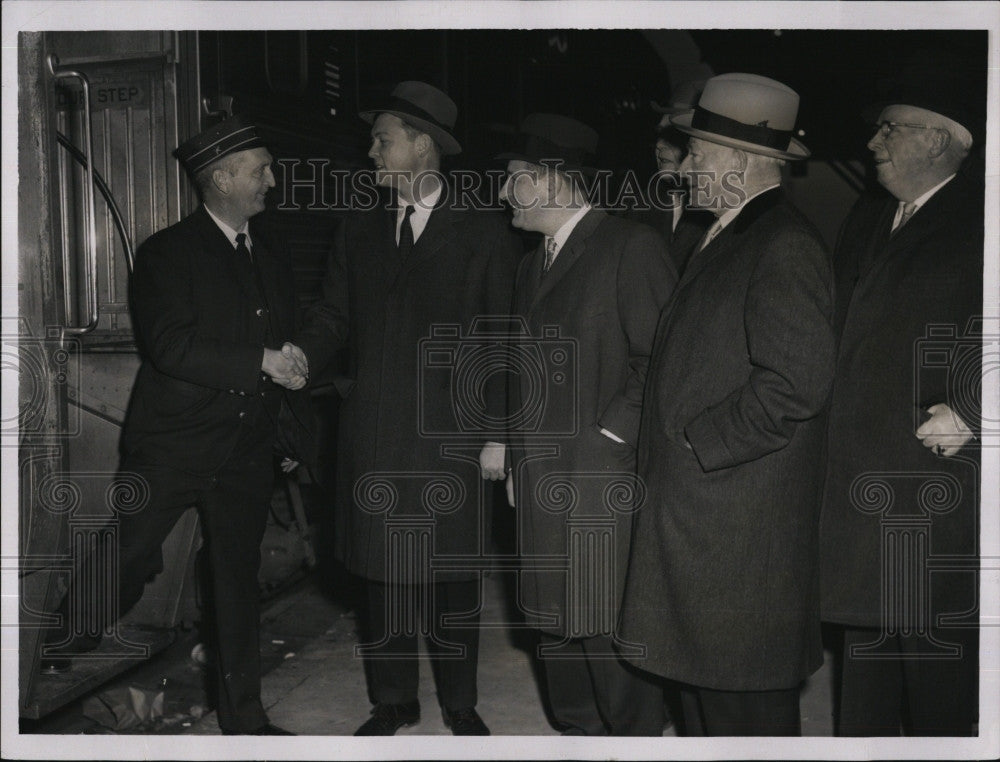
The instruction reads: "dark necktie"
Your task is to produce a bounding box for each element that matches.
[235,232,253,265]
[236,232,275,341]
[398,205,415,258]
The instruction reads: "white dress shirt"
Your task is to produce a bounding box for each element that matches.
[891,173,955,231]
[204,204,251,250]
[543,204,592,268]
[396,184,443,245]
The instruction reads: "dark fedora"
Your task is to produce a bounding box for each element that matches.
[651,79,707,118]
[671,73,809,161]
[862,48,986,144]
[360,81,462,155]
[496,113,600,175]
[174,114,266,175]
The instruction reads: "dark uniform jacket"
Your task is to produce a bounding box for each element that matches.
[295,188,521,583]
[122,205,315,474]
[621,189,836,691]
[507,209,675,638]
[819,174,983,628]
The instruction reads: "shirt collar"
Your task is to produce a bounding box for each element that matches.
[550,204,592,251]
[398,184,443,218]
[906,173,956,212]
[204,204,250,248]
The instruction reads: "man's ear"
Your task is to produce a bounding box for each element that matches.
[414,133,432,157]
[731,149,749,173]
[211,167,231,195]
[928,128,952,159]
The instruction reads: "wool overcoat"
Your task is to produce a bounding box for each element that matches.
[295,189,522,583]
[507,209,675,638]
[624,189,713,275]
[123,205,315,473]
[819,175,983,628]
[620,189,836,691]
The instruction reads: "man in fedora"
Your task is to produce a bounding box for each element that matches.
[498,113,674,735]
[819,50,984,736]
[40,115,313,735]
[627,79,713,274]
[619,73,836,735]
[293,81,520,735]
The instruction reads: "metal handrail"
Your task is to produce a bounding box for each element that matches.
[47,54,99,341]
[55,131,135,274]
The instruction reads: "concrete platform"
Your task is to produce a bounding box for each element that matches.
[183,572,835,737]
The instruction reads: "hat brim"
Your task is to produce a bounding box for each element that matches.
[360,108,462,155]
[495,152,600,177]
[670,112,810,160]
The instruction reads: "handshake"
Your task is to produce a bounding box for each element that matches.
[262,343,310,391]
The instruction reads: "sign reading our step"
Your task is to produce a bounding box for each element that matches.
[55,81,148,111]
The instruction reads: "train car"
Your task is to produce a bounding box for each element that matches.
[17,26,973,727]
[14,26,682,722]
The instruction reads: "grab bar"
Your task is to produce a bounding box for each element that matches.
[47,54,99,341]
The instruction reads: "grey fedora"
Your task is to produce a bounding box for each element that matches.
[360,81,462,155]
[671,73,810,161]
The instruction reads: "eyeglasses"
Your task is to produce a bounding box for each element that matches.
[874,121,933,138]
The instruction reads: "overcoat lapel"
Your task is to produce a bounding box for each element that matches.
[530,208,605,310]
[856,199,895,278]
[859,179,959,283]
[676,189,781,289]
[387,189,459,291]
[380,198,404,285]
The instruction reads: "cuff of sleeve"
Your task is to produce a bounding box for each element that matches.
[598,401,638,446]
[684,413,732,472]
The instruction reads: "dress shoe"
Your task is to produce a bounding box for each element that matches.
[354,701,420,735]
[443,706,490,736]
[224,723,296,735]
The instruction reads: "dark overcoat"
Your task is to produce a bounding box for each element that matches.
[123,205,315,472]
[507,209,675,638]
[625,191,713,275]
[620,190,836,691]
[819,175,983,627]
[295,189,521,583]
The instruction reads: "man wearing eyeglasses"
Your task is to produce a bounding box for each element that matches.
[819,51,985,736]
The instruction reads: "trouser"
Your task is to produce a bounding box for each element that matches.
[361,577,481,710]
[47,443,275,733]
[540,632,666,735]
[838,625,978,736]
[679,683,801,736]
